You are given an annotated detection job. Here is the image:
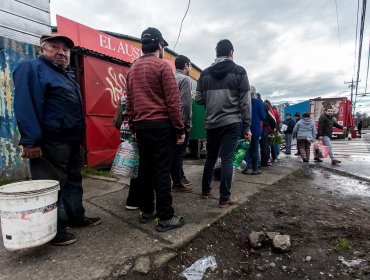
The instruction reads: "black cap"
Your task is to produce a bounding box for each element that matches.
[40,33,74,49]
[141,27,168,47]
[294,112,300,117]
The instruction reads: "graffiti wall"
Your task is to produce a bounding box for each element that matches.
[0,37,38,179]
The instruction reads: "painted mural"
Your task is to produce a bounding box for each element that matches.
[0,37,38,179]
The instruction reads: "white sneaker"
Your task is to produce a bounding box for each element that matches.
[273,159,278,163]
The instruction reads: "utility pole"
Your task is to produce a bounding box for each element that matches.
[344,79,360,114]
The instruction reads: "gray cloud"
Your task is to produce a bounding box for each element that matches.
[50,0,370,113]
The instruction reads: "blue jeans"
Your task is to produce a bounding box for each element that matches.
[275,144,280,156]
[322,136,336,160]
[30,140,85,233]
[285,133,293,154]
[171,130,190,184]
[202,123,240,203]
[260,127,269,166]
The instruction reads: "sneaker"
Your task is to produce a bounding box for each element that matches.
[182,177,192,186]
[125,205,139,211]
[50,232,77,246]
[273,159,278,163]
[201,192,213,199]
[332,159,341,165]
[241,168,249,175]
[303,158,309,162]
[172,183,194,193]
[156,215,186,232]
[70,217,102,227]
[218,197,238,208]
[139,211,157,224]
[314,157,323,163]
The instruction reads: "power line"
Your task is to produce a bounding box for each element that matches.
[354,0,367,105]
[334,0,345,82]
[173,0,191,52]
[364,35,370,94]
[353,0,360,78]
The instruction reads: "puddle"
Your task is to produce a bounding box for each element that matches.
[313,169,370,198]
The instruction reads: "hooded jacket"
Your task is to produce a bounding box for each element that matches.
[293,118,317,140]
[195,57,251,134]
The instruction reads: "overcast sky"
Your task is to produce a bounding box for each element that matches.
[50,0,370,114]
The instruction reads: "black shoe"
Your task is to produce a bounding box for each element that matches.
[156,215,186,232]
[71,217,102,227]
[294,152,300,156]
[50,232,77,246]
[139,211,157,224]
[314,157,323,163]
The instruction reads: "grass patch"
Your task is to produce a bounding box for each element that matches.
[334,238,352,251]
[81,167,112,178]
[0,178,14,186]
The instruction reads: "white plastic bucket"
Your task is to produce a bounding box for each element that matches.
[0,180,60,251]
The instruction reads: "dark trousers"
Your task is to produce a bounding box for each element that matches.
[126,177,142,207]
[171,130,190,184]
[202,123,240,203]
[249,135,260,172]
[135,127,176,220]
[30,140,85,233]
[260,127,269,166]
[297,139,311,160]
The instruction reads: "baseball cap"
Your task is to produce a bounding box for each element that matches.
[40,33,74,49]
[141,27,168,47]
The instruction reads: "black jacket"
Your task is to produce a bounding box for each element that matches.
[317,114,343,138]
[283,118,296,134]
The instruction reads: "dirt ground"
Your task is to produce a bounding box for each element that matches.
[125,166,370,280]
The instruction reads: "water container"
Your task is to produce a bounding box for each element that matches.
[0,180,60,251]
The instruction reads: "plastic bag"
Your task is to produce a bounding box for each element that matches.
[111,140,139,178]
[180,256,217,280]
[281,124,288,132]
[313,141,330,159]
[232,139,250,168]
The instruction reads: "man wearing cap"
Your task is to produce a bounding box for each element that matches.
[170,55,194,193]
[126,27,186,232]
[13,33,101,246]
[195,39,252,208]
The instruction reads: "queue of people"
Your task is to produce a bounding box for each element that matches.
[12,28,343,247]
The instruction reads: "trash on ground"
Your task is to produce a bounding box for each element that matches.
[180,256,217,280]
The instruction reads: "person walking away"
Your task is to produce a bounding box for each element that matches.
[357,120,363,137]
[292,112,316,162]
[242,86,265,175]
[195,39,251,208]
[171,55,194,192]
[282,113,295,155]
[315,106,343,165]
[293,112,301,156]
[126,27,186,232]
[13,34,101,246]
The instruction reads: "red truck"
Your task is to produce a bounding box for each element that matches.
[309,97,354,139]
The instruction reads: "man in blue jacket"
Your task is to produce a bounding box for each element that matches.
[13,34,101,246]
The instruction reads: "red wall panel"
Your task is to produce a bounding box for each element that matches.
[83,56,129,116]
[85,116,121,168]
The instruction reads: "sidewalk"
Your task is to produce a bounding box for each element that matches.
[0,156,304,280]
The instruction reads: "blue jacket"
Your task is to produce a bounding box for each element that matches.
[13,56,85,146]
[240,98,265,138]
